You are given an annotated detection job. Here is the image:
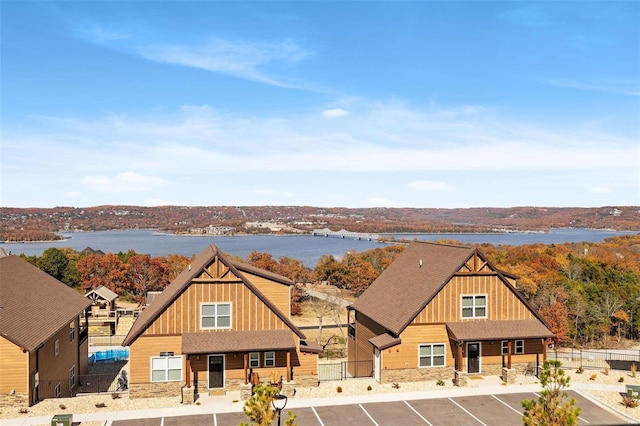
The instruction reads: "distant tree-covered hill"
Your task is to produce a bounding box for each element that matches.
[1,205,638,241]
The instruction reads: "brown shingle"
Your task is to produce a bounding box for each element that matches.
[446,319,553,341]
[369,333,402,350]
[0,255,91,352]
[182,329,296,354]
[350,242,474,335]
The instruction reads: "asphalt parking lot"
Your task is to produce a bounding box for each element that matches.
[111,391,633,426]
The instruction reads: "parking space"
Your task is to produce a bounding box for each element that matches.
[111,390,632,426]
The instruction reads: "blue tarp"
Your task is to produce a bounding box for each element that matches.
[89,349,129,363]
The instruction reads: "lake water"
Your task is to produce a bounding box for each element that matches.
[1,228,636,267]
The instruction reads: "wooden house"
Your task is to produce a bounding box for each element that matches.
[122,244,321,401]
[85,285,118,318]
[0,254,91,406]
[347,242,553,385]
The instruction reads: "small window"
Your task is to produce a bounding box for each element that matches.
[69,323,75,343]
[265,352,275,367]
[419,344,446,367]
[501,340,508,355]
[201,303,232,329]
[54,382,61,398]
[249,352,260,368]
[151,356,182,382]
[54,339,60,356]
[515,340,524,354]
[69,365,76,390]
[461,295,487,318]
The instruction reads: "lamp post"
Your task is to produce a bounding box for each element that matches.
[271,393,288,426]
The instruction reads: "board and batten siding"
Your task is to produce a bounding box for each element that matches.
[241,272,291,317]
[412,274,535,324]
[353,312,386,363]
[142,281,290,336]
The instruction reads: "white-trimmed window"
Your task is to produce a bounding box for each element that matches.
[419,344,446,367]
[249,352,260,368]
[151,356,182,382]
[54,382,61,398]
[501,340,509,355]
[265,352,275,367]
[515,340,524,354]
[54,339,60,356]
[69,323,75,343]
[201,303,231,329]
[461,295,487,318]
[69,365,76,389]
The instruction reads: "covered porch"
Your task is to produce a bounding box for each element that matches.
[446,319,554,385]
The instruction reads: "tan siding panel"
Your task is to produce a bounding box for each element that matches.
[0,336,30,393]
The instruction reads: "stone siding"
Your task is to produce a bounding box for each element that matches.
[381,367,455,384]
[128,382,183,399]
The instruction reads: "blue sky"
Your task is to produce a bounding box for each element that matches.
[1,1,639,209]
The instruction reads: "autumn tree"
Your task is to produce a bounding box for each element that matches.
[163,254,191,281]
[127,254,169,304]
[522,360,580,426]
[77,253,131,295]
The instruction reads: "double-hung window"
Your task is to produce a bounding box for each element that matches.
[265,352,275,367]
[501,340,525,354]
[515,340,524,354]
[69,365,76,390]
[201,303,232,329]
[249,352,260,368]
[419,344,445,367]
[461,295,487,318]
[151,356,182,382]
[69,323,75,343]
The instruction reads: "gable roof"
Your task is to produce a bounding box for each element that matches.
[122,244,304,347]
[0,255,91,352]
[85,285,118,303]
[350,241,549,337]
[446,319,553,341]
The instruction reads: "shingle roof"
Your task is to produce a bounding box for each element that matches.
[122,244,305,347]
[182,330,296,354]
[446,319,554,341]
[85,285,118,302]
[350,242,475,335]
[0,255,91,352]
[369,333,402,350]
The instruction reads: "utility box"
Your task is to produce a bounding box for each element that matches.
[51,414,72,426]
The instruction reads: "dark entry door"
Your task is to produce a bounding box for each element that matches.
[467,343,480,373]
[208,355,224,389]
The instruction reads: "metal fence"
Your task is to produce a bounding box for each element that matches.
[549,349,640,370]
[318,360,373,381]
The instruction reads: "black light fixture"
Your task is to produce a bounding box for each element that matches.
[272,393,288,426]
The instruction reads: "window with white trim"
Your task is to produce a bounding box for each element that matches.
[265,351,275,367]
[54,339,60,356]
[151,356,182,382]
[69,365,76,389]
[201,303,231,329]
[54,382,61,398]
[69,323,75,343]
[419,344,446,367]
[515,340,524,354]
[501,340,509,355]
[249,352,260,368]
[461,295,487,318]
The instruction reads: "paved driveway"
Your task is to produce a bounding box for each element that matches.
[111,390,631,426]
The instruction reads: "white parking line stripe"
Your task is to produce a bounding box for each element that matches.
[491,394,523,416]
[404,400,433,425]
[311,406,325,426]
[448,398,488,426]
[213,413,217,426]
[359,403,379,425]
[160,418,164,426]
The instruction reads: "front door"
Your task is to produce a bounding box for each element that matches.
[467,342,480,374]
[208,355,224,389]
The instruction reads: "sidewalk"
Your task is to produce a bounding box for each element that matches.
[0,380,630,426]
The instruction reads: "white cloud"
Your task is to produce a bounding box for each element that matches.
[589,185,612,194]
[82,172,169,193]
[407,181,456,191]
[138,38,310,88]
[547,79,640,96]
[322,108,349,118]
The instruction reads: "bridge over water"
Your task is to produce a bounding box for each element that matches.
[311,228,380,241]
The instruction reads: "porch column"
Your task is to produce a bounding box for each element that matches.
[457,343,464,371]
[542,339,547,361]
[244,353,249,385]
[186,355,191,388]
[507,340,512,369]
[286,350,291,381]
